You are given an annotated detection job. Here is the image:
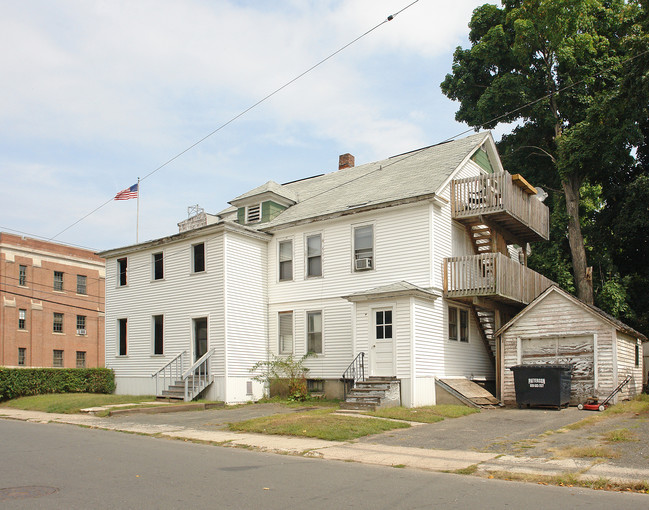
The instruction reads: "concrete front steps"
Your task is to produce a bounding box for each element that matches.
[340,376,401,411]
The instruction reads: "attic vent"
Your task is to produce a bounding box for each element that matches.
[246,204,261,223]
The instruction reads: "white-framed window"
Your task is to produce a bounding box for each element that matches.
[448,306,469,342]
[192,243,205,273]
[54,271,64,291]
[353,224,374,271]
[307,310,323,354]
[246,204,261,223]
[76,315,86,335]
[306,234,322,278]
[19,265,27,286]
[18,309,26,330]
[278,311,293,354]
[118,318,127,356]
[53,312,64,333]
[18,347,26,366]
[375,309,393,340]
[279,240,293,281]
[53,349,64,367]
[117,258,128,286]
[76,351,86,368]
[77,274,87,295]
[153,315,164,355]
[153,252,164,280]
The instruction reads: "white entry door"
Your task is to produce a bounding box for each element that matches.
[372,309,394,376]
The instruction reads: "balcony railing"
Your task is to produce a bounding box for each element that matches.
[444,253,554,306]
[451,171,549,242]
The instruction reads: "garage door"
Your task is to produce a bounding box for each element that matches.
[520,335,594,404]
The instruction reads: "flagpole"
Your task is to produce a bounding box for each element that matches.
[136,177,140,243]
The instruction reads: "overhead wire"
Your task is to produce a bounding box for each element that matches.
[48,1,420,242]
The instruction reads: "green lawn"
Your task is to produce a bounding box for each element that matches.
[0,393,156,414]
[366,404,479,423]
[229,408,410,441]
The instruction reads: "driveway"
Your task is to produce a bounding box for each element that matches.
[357,407,585,453]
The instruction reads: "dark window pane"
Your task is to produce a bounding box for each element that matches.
[384,325,392,339]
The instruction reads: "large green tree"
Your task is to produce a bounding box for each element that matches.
[441,0,645,305]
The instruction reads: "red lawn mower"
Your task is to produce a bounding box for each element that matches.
[577,374,632,411]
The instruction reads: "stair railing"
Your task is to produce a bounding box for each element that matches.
[181,348,216,402]
[152,351,186,398]
[341,352,365,400]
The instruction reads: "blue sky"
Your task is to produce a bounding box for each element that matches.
[0,0,494,251]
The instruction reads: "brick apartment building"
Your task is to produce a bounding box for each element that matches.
[0,232,105,368]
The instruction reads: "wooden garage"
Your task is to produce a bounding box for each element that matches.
[497,286,646,406]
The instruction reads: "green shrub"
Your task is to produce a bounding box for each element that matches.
[0,368,115,401]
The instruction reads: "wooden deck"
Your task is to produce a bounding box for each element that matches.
[451,171,549,243]
[444,253,554,306]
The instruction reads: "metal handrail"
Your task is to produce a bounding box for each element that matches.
[182,348,216,402]
[151,350,186,398]
[341,352,365,400]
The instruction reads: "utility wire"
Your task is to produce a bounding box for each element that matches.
[49,1,420,242]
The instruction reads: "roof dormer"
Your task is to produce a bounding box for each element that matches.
[229,181,297,225]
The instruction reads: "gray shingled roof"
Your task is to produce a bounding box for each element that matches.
[342,281,441,302]
[230,180,298,204]
[219,132,489,229]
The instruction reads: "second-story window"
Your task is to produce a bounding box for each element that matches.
[117,258,127,286]
[19,265,27,286]
[353,225,373,271]
[54,271,64,291]
[153,252,164,280]
[77,315,86,335]
[192,243,205,273]
[279,240,293,281]
[306,234,322,277]
[77,275,87,295]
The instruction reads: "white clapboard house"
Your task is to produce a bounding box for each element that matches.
[100,132,561,407]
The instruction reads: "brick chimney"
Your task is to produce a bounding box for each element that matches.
[338,153,355,170]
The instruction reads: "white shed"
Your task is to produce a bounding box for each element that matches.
[497,286,647,406]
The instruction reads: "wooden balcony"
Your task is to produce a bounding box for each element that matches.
[444,253,554,306]
[451,171,549,243]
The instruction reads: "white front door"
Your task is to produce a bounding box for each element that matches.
[372,309,394,376]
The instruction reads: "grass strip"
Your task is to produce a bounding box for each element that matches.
[366,404,479,423]
[0,393,156,414]
[228,408,410,441]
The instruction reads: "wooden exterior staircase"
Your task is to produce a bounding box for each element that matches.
[152,348,215,402]
[471,305,496,368]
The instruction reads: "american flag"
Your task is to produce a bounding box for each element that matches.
[114,183,138,200]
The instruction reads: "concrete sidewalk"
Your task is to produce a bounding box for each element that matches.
[2,407,649,485]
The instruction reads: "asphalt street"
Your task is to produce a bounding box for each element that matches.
[1,419,647,510]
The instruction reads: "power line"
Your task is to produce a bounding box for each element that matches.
[2,288,104,314]
[49,1,420,242]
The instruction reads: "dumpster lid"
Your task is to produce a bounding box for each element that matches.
[509,364,573,371]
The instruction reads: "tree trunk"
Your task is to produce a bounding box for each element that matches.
[562,176,594,304]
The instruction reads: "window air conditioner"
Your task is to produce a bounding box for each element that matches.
[77,329,87,335]
[355,258,372,271]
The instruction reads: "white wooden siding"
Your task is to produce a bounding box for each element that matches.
[501,291,619,404]
[616,331,644,399]
[105,232,225,382]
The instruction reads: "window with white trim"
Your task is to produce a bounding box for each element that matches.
[18,309,26,330]
[118,318,127,356]
[19,265,27,286]
[153,315,164,355]
[306,234,322,277]
[192,243,205,273]
[353,225,373,271]
[117,258,127,286]
[307,311,323,354]
[18,347,26,366]
[448,306,469,342]
[153,252,164,280]
[279,240,293,281]
[246,204,261,223]
[278,312,293,354]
